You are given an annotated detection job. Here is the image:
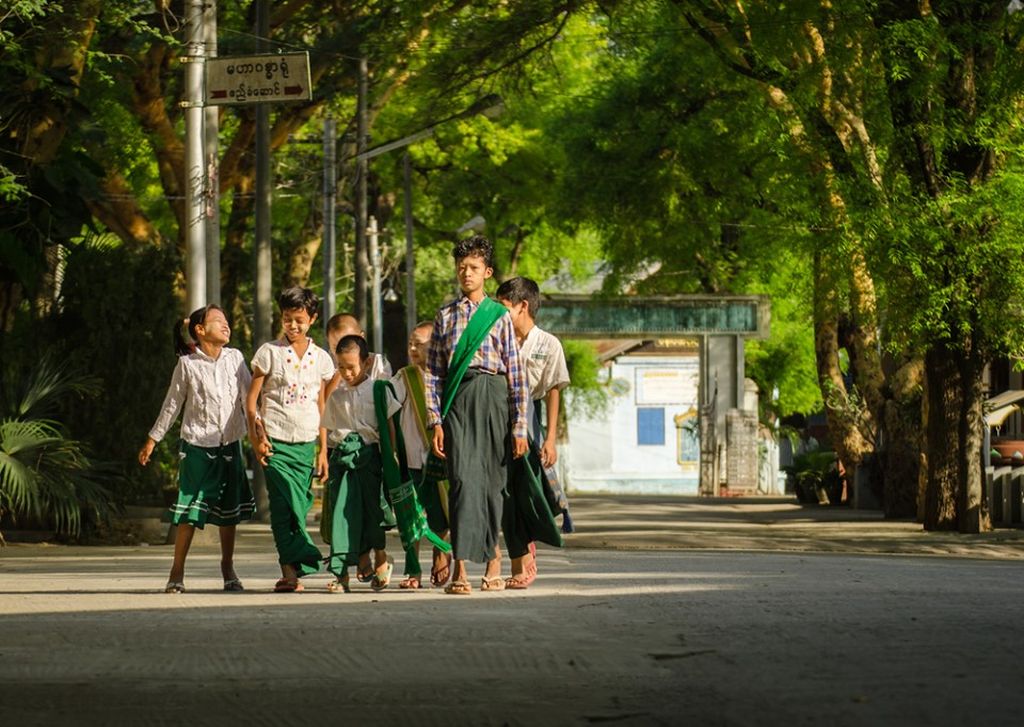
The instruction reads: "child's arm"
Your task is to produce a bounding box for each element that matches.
[425,313,447,459]
[541,386,561,468]
[139,359,187,466]
[316,379,330,482]
[500,317,530,458]
[324,370,341,399]
[247,369,272,465]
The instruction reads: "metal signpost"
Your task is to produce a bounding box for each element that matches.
[205,52,312,105]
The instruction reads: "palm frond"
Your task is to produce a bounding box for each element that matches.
[13,357,102,421]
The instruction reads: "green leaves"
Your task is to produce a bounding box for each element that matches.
[0,365,112,540]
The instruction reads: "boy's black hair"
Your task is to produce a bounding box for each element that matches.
[495,276,541,319]
[174,304,226,356]
[452,234,495,269]
[336,334,370,359]
[277,287,319,317]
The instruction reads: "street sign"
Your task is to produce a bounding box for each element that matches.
[205,52,311,105]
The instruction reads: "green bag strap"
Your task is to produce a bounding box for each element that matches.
[401,365,431,447]
[440,297,506,418]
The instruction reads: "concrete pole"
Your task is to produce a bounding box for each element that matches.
[402,150,416,333]
[253,0,273,347]
[203,0,220,305]
[368,215,383,353]
[322,117,337,333]
[354,57,369,326]
[184,0,206,312]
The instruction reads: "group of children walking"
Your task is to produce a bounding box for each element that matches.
[140,235,572,595]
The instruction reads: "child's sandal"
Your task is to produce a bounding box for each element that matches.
[326,575,350,593]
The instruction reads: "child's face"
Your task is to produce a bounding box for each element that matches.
[327,325,363,363]
[336,349,367,387]
[499,297,531,335]
[281,308,316,343]
[407,326,431,368]
[197,308,231,346]
[456,254,493,296]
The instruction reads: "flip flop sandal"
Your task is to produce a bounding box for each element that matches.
[430,553,452,588]
[164,581,186,594]
[480,576,506,592]
[274,578,304,593]
[398,576,422,590]
[326,576,350,593]
[223,578,244,592]
[505,572,535,590]
[370,561,394,592]
[444,580,471,595]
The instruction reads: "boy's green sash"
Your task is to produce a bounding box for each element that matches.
[422,296,508,488]
[374,380,451,577]
[401,365,431,446]
[440,296,508,418]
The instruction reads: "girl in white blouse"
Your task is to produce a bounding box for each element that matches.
[139,305,255,594]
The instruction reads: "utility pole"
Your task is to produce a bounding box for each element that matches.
[184,0,206,312]
[354,57,369,326]
[368,215,383,353]
[253,0,272,347]
[250,0,272,522]
[402,150,416,333]
[322,117,337,332]
[203,0,220,305]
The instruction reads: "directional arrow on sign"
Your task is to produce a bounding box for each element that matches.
[284,85,303,96]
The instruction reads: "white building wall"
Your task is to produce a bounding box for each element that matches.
[566,354,700,495]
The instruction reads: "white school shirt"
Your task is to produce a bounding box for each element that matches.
[327,352,392,446]
[389,368,429,470]
[321,376,400,445]
[519,325,570,401]
[148,347,251,447]
[252,339,335,443]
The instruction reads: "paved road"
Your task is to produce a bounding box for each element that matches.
[2,527,1022,726]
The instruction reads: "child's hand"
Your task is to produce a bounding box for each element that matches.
[317,451,329,483]
[431,426,446,459]
[254,434,273,466]
[513,436,528,459]
[540,437,558,468]
[137,438,156,466]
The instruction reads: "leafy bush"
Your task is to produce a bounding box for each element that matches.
[0,357,114,540]
[53,238,183,505]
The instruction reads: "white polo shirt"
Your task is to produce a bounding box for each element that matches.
[321,375,400,445]
[149,347,251,447]
[519,325,570,401]
[327,352,392,446]
[252,339,335,443]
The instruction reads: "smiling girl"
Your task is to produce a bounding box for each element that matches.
[247,287,336,592]
[140,305,255,594]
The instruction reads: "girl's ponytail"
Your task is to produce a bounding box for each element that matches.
[173,316,195,357]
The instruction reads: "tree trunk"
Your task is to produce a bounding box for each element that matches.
[922,342,991,533]
[923,344,963,530]
[957,347,988,534]
[879,358,923,518]
[813,251,872,476]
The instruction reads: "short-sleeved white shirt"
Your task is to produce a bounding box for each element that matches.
[389,368,429,470]
[327,352,392,446]
[519,325,570,401]
[148,347,251,447]
[321,375,400,445]
[252,339,335,443]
